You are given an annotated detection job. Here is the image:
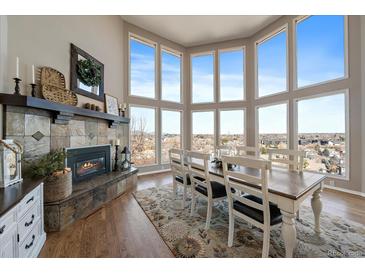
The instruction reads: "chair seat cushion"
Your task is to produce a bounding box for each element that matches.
[233,195,282,226]
[175,175,191,185]
[195,181,227,198]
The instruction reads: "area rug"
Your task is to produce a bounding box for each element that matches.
[133,184,365,258]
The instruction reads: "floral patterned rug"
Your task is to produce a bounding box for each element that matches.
[133,184,365,258]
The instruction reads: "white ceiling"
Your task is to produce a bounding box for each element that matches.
[121,15,281,47]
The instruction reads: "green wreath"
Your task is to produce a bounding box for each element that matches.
[76,59,102,87]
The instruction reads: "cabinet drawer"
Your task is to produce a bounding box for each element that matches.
[18,203,40,243]
[19,220,41,258]
[0,208,17,242]
[17,185,40,218]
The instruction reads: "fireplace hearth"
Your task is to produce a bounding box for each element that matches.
[65,145,112,183]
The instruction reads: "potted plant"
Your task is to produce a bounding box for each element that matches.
[28,149,72,202]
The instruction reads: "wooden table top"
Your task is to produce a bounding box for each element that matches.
[179,160,326,200]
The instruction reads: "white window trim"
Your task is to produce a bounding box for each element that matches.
[292,15,349,91]
[190,51,216,104]
[128,33,158,100]
[218,46,246,103]
[293,89,350,180]
[160,45,183,104]
[218,108,247,146]
[129,104,159,168]
[255,100,290,151]
[254,24,289,100]
[191,109,216,152]
[161,108,184,164]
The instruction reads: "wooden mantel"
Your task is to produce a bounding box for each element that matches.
[0,93,129,128]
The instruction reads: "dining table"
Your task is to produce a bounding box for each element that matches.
[182,160,326,258]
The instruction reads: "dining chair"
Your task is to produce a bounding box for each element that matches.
[267,148,306,219]
[169,148,190,208]
[217,145,232,157]
[186,150,228,230]
[221,156,282,258]
[236,145,260,157]
[267,149,306,172]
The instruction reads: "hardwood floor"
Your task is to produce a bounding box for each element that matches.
[39,171,365,257]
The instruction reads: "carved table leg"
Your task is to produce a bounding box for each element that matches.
[311,187,323,233]
[281,210,297,258]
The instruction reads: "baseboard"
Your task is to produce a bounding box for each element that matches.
[324,184,365,198]
[137,168,171,177]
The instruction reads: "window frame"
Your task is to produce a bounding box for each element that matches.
[160,45,183,104]
[293,15,349,91]
[160,107,184,164]
[190,51,216,104]
[293,89,350,180]
[254,24,289,100]
[218,46,246,102]
[191,109,216,153]
[218,108,247,146]
[129,104,159,168]
[128,33,158,100]
[255,100,290,151]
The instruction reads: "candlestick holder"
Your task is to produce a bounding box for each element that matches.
[13,78,21,95]
[114,144,120,171]
[30,83,37,97]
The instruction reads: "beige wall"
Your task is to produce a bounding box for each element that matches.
[6,15,125,110]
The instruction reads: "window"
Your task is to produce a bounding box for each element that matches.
[219,109,245,146]
[130,106,156,166]
[192,111,215,153]
[296,16,345,88]
[219,49,244,101]
[129,37,156,98]
[161,49,181,103]
[257,29,287,97]
[297,93,346,177]
[161,110,181,163]
[191,53,214,103]
[257,103,288,157]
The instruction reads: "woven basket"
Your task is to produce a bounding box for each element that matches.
[43,171,72,203]
[42,84,78,106]
[40,67,66,88]
[40,67,78,106]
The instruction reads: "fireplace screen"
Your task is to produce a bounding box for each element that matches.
[66,145,111,183]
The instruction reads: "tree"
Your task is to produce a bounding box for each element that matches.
[131,115,147,153]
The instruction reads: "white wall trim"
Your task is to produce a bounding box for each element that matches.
[324,184,365,198]
[137,168,171,177]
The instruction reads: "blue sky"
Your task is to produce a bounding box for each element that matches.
[161,50,181,102]
[220,49,244,101]
[130,16,345,135]
[192,54,214,103]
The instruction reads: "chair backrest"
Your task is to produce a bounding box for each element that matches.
[222,156,271,229]
[185,150,211,192]
[236,145,260,157]
[169,148,185,177]
[217,145,232,157]
[267,149,306,172]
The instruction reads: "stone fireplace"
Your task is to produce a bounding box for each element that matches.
[65,145,112,183]
[1,98,138,232]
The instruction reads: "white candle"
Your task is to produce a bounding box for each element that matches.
[115,139,120,146]
[16,57,19,78]
[122,103,127,110]
[32,65,35,84]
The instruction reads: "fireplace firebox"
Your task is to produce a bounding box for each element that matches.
[65,145,112,183]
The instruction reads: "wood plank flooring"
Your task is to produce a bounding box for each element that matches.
[39,172,365,257]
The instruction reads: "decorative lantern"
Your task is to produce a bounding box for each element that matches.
[121,146,131,170]
[0,139,23,188]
